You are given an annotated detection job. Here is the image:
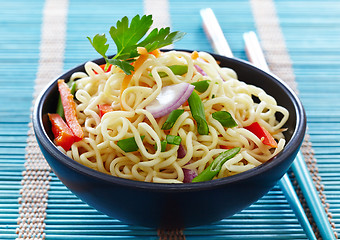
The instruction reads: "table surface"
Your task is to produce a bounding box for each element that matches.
[1,0,340,239]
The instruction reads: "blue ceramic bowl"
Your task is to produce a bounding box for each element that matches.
[32,51,306,228]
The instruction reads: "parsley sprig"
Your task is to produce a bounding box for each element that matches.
[87,15,186,75]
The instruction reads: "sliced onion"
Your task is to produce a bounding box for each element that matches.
[183,168,198,183]
[146,83,195,118]
[182,151,197,183]
[177,144,186,158]
[194,64,207,76]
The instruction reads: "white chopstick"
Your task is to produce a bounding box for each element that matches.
[243,31,336,240]
[243,31,270,72]
[200,8,316,240]
[200,8,233,58]
[243,32,335,240]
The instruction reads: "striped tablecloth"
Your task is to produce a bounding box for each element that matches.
[1,0,340,239]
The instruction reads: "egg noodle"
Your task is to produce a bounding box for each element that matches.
[57,50,289,183]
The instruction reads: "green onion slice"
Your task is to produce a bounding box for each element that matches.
[192,147,241,182]
[166,135,182,145]
[155,140,167,152]
[191,80,210,93]
[152,65,188,78]
[161,109,184,130]
[188,91,209,135]
[212,111,237,128]
[117,135,145,152]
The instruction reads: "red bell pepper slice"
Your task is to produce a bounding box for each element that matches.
[98,104,113,118]
[245,122,278,148]
[48,113,75,151]
[58,79,84,141]
[220,145,232,150]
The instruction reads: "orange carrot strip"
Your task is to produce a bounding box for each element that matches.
[48,113,76,151]
[137,47,148,55]
[191,51,199,60]
[58,79,84,141]
[135,53,149,69]
[150,49,161,58]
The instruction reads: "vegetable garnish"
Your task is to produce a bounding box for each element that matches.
[212,111,237,128]
[191,80,210,93]
[245,122,278,148]
[194,65,207,76]
[155,140,167,152]
[56,80,76,119]
[117,135,145,152]
[187,91,209,135]
[161,109,184,130]
[177,144,186,158]
[58,79,84,141]
[87,14,186,75]
[48,113,75,151]
[192,147,241,182]
[150,49,161,58]
[98,104,113,118]
[155,65,188,78]
[120,52,149,110]
[183,168,198,183]
[191,51,199,60]
[145,83,195,118]
[93,64,112,74]
[166,135,182,145]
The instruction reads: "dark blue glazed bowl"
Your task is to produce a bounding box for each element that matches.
[32,51,306,228]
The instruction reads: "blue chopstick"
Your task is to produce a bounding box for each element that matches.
[292,152,336,240]
[243,30,336,240]
[278,174,316,240]
[200,8,317,240]
[242,31,316,240]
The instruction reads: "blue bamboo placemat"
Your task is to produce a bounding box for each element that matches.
[1,0,340,239]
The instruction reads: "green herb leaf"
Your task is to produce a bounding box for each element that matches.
[212,111,237,128]
[107,58,135,75]
[109,15,153,60]
[87,34,109,59]
[87,15,186,75]
[139,28,186,52]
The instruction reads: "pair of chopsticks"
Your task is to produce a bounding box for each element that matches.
[200,8,336,240]
[243,27,336,240]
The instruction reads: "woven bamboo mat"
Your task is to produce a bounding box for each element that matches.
[1,0,340,239]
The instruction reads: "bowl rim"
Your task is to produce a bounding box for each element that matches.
[32,50,306,192]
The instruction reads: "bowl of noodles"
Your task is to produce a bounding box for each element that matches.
[33,49,306,228]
